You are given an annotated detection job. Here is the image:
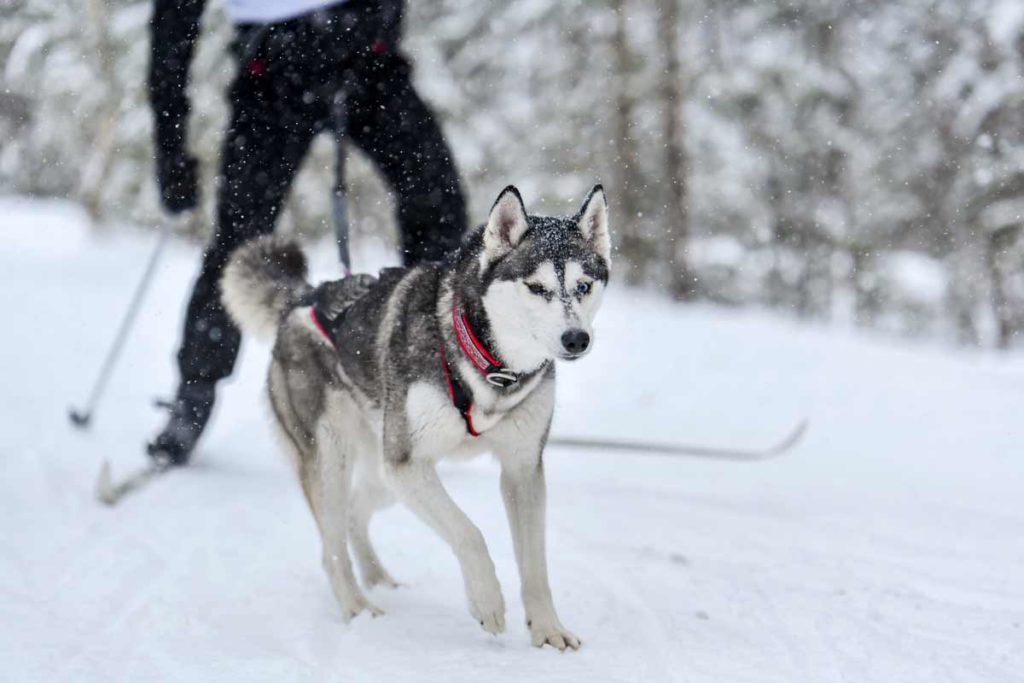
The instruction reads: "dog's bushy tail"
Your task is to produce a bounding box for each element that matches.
[221,235,313,339]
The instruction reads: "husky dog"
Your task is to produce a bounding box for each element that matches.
[221,185,610,650]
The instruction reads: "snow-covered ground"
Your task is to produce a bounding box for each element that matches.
[2,198,1022,682]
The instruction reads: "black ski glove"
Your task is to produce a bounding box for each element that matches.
[156,151,199,214]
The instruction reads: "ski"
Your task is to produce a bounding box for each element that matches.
[547,419,808,462]
[94,421,806,505]
[95,459,173,506]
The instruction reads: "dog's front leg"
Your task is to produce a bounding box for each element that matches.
[499,456,581,650]
[381,403,505,635]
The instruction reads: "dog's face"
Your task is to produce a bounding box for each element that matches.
[478,185,611,369]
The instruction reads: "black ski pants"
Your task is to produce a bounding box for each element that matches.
[177,9,466,386]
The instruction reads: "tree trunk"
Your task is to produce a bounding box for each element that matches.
[851,246,879,326]
[948,246,981,346]
[78,0,119,224]
[986,225,1020,350]
[610,0,648,285]
[657,0,695,300]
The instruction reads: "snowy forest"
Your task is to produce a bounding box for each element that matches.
[4,3,1024,679]
[3,0,1024,349]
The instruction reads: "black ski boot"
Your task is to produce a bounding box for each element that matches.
[147,381,215,465]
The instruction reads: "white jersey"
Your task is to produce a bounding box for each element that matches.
[224,0,347,24]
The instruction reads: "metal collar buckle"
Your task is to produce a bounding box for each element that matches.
[485,370,519,388]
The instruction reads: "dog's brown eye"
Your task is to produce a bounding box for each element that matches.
[527,283,548,297]
[576,281,591,296]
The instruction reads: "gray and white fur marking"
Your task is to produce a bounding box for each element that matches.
[221,185,611,650]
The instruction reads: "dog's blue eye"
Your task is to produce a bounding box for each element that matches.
[527,283,548,297]
[576,281,592,296]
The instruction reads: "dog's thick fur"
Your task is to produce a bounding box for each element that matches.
[222,185,610,650]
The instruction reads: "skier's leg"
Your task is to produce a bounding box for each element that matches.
[345,52,467,265]
[150,72,318,463]
[180,77,318,386]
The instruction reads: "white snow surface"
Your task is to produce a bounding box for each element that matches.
[2,198,1023,682]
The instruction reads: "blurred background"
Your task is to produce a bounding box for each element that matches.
[4,0,1024,349]
[3,0,1024,349]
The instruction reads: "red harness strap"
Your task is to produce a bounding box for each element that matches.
[317,301,484,438]
[317,298,511,439]
[440,302,521,437]
[313,300,484,437]
[309,307,336,349]
[450,304,519,388]
[452,306,500,373]
[440,344,480,437]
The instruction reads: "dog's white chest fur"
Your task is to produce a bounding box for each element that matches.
[404,374,548,461]
[404,382,476,459]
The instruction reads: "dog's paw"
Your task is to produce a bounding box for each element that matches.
[529,617,581,651]
[340,595,385,623]
[363,567,402,590]
[466,575,506,635]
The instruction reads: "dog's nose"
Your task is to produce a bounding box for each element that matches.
[561,329,590,355]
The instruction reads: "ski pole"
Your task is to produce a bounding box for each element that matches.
[69,218,178,429]
[331,86,351,273]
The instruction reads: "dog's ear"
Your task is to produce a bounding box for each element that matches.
[482,185,529,263]
[577,184,610,263]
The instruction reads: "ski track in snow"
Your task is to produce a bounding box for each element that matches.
[2,198,1023,682]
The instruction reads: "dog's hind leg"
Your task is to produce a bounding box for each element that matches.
[268,356,380,621]
[308,418,383,622]
[349,462,400,590]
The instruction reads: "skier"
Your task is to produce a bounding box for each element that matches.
[147,0,466,464]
